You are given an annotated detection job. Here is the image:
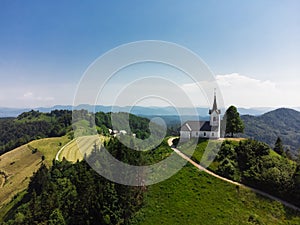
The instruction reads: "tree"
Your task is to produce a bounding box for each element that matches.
[49,208,66,225]
[225,106,244,137]
[274,137,284,155]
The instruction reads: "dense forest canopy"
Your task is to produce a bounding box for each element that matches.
[2,159,144,225]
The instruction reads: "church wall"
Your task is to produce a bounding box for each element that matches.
[180,131,190,139]
[180,130,221,140]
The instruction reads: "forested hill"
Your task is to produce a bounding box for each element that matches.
[0,110,154,156]
[0,110,72,155]
[241,108,300,155]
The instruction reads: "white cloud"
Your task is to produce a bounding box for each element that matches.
[216,73,299,108]
[23,92,34,98]
[0,83,76,108]
[1,74,299,109]
[180,73,300,108]
[19,91,53,101]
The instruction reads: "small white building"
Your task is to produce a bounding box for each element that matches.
[119,130,127,135]
[180,92,221,139]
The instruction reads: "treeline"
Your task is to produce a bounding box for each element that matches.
[0,110,72,155]
[103,136,172,166]
[68,110,153,139]
[213,139,300,207]
[95,112,151,139]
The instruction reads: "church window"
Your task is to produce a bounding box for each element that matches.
[204,132,206,137]
[213,117,216,121]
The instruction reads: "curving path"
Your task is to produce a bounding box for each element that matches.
[55,135,105,162]
[55,139,76,161]
[167,137,300,211]
[0,174,5,188]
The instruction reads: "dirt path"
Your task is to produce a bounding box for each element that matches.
[167,137,300,211]
[56,135,104,162]
[55,139,76,161]
[0,173,6,188]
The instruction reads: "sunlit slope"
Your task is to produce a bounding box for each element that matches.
[29,136,70,166]
[0,136,70,208]
[0,145,42,207]
[57,135,108,163]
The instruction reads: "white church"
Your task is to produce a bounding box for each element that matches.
[180,92,221,139]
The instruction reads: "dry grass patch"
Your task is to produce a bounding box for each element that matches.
[0,145,42,207]
[58,135,108,163]
[220,137,246,141]
[29,136,70,166]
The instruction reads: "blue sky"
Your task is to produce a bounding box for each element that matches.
[0,0,299,108]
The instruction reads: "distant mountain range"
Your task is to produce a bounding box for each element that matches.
[241,108,300,156]
[0,104,292,118]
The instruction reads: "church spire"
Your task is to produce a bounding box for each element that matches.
[209,89,221,114]
[212,89,218,111]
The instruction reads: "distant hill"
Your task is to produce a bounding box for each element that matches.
[0,105,276,118]
[241,108,300,155]
[0,110,72,155]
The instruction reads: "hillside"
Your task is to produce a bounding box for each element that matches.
[129,138,300,224]
[3,138,300,224]
[0,109,155,156]
[0,144,42,208]
[0,136,69,210]
[2,108,300,223]
[241,108,300,155]
[177,138,300,208]
[130,164,300,225]
[0,110,72,155]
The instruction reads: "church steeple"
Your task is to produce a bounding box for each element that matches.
[212,90,218,111]
[209,89,221,115]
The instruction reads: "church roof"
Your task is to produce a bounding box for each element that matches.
[181,121,218,132]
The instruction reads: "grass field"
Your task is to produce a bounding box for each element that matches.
[130,138,300,224]
[58,135,109,163]
[0,144,42,208]
[131,163,300,225]
[0,136,71,210]
[29,136,70,166]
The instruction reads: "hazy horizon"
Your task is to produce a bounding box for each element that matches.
[1,103,299,111]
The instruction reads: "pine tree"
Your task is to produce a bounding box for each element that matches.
[274,137,284,155]
[48,208,66,225]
